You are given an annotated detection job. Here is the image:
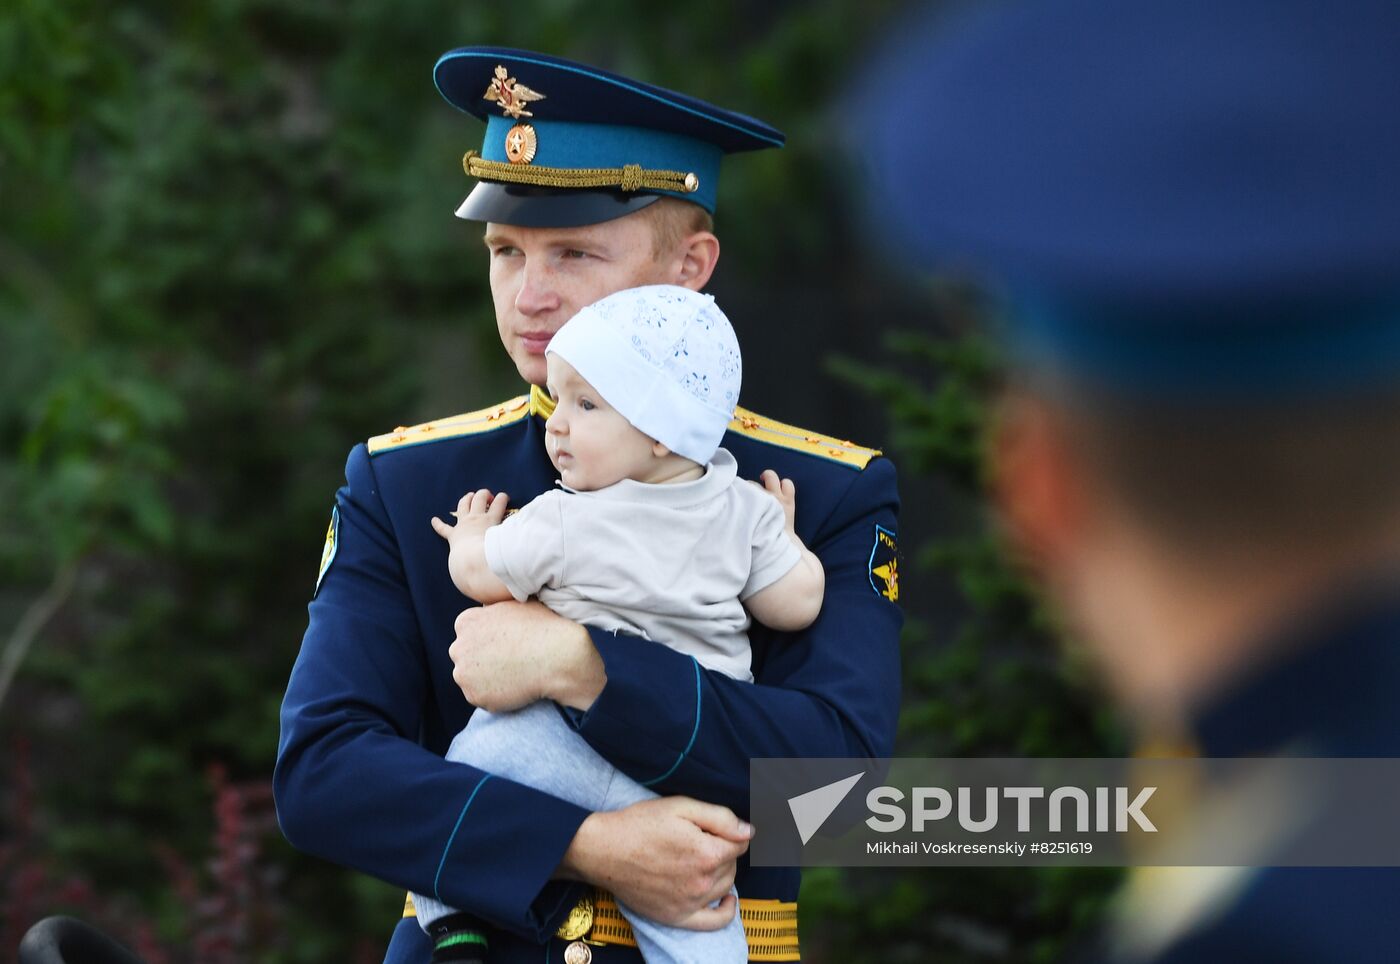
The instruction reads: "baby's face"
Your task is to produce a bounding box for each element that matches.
[543,355,659,490]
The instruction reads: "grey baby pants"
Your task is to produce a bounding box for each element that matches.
[411,701,747,963]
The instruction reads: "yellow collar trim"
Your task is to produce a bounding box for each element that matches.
[529,384,556,418]
[729,406,881,470]
[367,394,531,455]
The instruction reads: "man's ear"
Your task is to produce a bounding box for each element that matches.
[991,392,1087,578]
[676,231,719,291]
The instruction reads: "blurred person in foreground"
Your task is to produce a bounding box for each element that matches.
[857,0,1400,961]
[274,48,901,964]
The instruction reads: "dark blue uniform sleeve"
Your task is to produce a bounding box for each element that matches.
[571,458,902,813]
[273,444,587,943]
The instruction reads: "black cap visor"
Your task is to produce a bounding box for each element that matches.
[455,182,664,228]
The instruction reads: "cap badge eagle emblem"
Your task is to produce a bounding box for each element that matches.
[483,65,545,119]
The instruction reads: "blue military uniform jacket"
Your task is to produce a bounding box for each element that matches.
[274,386,902,962]
[1100,588,1400,964]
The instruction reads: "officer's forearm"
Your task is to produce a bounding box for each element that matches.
[575,629,898,813]
[283,445,592,943]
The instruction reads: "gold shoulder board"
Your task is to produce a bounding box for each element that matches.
[368,394,532,456]
[729,406,881,470]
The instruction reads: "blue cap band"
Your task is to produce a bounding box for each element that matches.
[481,116,722,211]
[1008,293,1400,400]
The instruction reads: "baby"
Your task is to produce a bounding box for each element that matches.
[413,284,825,963]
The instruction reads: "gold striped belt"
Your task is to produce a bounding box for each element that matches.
[403,890,800,961]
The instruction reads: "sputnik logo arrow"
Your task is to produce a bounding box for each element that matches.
[787,772,865,845]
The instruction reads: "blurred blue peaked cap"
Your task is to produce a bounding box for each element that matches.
[435,46,784,228]
[855,0,1400,396]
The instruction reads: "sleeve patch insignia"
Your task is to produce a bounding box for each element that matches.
[868,524,899,602]
[315,506,339,598]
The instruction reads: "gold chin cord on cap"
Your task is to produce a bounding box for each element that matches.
[463,151,700,194]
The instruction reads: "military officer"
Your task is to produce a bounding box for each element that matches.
[858,0,1400,961]
[274,48,903,963]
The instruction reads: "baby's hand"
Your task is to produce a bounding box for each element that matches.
[431,489,511,543]
[759,470,798,534]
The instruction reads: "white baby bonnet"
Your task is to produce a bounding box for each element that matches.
[546,284,742,464]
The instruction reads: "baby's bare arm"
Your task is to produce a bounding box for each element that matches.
[745,471,826,631]
[431,489,515,604]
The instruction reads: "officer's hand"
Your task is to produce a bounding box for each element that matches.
[559,796,752,930]
[450,601,605,712]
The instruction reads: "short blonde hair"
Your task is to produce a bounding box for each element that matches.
[636,197,714,260]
